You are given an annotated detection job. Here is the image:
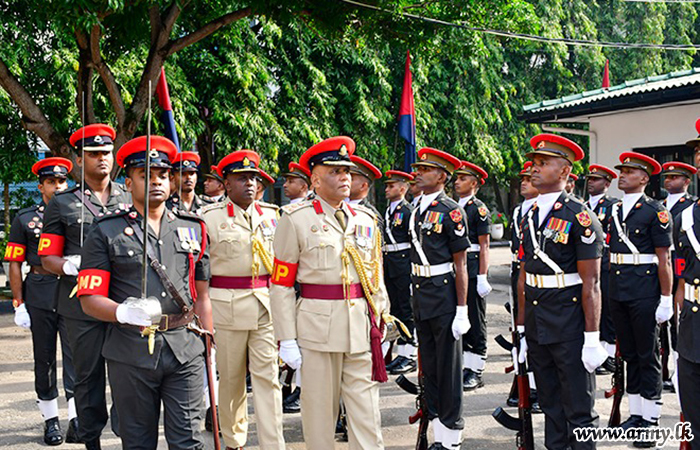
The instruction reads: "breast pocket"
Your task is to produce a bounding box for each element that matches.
[66,210,94,231]
[305,236,336,270]
[112,243,141,274]
[173,240,200,280]
[296,300,332,344]
[217,229,246,256]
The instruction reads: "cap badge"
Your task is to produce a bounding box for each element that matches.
[149,149,159,158]
[53,166,61,173]
[94,135,103,143]
[624,158,630,163]
[183,160,191,167]
[339,145,347,156]
[537,140,546,149]
[243,157,250,167]
[669,165,675,170]
[592,168,597,173]
[421,154,427,160]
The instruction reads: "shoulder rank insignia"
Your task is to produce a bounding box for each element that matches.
[657,210,669,224]
[553,202,562,211]
[681,197,686,203]
[478,206,488,217]
[575,211,592,227]
[450,209,463,223]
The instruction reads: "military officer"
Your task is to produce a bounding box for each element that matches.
[409,148,470,450]
[270,136,390,449]
[584,164,620,374]
[382,170,416,374]
[256,168,276,202]
[672,123,700,450]
[452,161,492,390]
[77,135,212,449]
[608,152,673,445]
[566,173,578,196]
[39,124,131,449]
[408,172,422,208]
[202,150,285,449]
[283,162,311,204]
[348,155,383,221]
[167,151,206,215]
[203,164,227,203]
[6,157,76,445]
[517,134,607,450]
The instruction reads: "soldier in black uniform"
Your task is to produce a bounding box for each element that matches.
[410,147,470,450]
[453,161,492,390]
[608,152,673,445]
[517,134,607,450]
[566,173,578,196]
[6,157,76,445]
[381,170,416,374]
[584,164,620,375]
[39,124,131,450]
[348,155,383,224]
[78,135,213,449]
[202,164,226,203]
[167,151,206,215]
[409,171,422,208]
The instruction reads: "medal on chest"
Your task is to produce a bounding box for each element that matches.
[260,218,278,239]
[354,225,373,249]
[177,227,200,252]
[598,206,607,222]
[392,212,403,226]
[424,211,445,234]
[544,217,572,245]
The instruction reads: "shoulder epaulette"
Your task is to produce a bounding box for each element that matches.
[17,205,38,216]
[645,196,666,211]
[281,200,313,215]
[174,208,204,222]
[95,209,129,223]
[201,202,226,215]
[441,196,460,209]
[56,185,80,196]
[353,203,376,218]
[258,200,280,210]
[563,194,585,212]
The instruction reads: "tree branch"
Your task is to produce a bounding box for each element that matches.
[75,29,96,124]
[89,25,126,128]
[166,7,252,56]
[0,58,71,158]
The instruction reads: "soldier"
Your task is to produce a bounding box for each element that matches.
[256,168,276,202]
[409,147,470,450]
[270,136,390,449]
[408,172,422,208]
[202,150,285,449]
[283,162,311,204]
[608,152,673,445]
[673,123,700,450]
[348,155,383,220]
[77,135,213,449]
[517,134,608,450]
[167,151,206,215]
[584,164,620,375]
[382,170,416,375]
[566,173,578,195]
[39,124,130,449]
[6,157,76,445]
[452,161,492,390]
[203,164,226,203]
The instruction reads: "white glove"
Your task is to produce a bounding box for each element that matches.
[279,339,302,370]
[14,303,31,328]
[581,331,609,373]
[451,305,471,340]
[62,255,81,276]
[476,274,492,298]
[517,325,528,364]
[511,347,520,375]
[115,302,153,327]
[655,295,673,324]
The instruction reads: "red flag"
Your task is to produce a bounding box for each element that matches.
[602,59,610,89]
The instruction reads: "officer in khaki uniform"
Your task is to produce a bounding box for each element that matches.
[270,136,390,450]
[202,150,285,449]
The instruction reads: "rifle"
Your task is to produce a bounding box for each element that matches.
[492,296,534,450]
[661,321,671,383]
[396,352,428,450]
[204,332,221,450]
[604,340,624,427]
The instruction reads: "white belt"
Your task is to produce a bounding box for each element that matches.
[512,253,520,263]
[525,272,583,289]
[684,284,700,302]
[383,242,410,252]
[467,244,481,253]
[411,262,454,278]
[609,253,658,265]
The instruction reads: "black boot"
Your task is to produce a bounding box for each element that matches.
[43,417,63,446]
[633,419,658,448]
[84,438,101,450]
[385,356,404,372]
[462,369,484,391]
[205,406,220,432]
[390,357,417,375]
[618,414,644,431]
[283,387,301,414]
[65,417,82,443]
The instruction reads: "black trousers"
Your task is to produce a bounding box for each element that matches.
[463,276,487,357]
[528,337,598,450]
[510,262,520,318]
[26,305,75,401]
[599,267,615,345]
[415,311,463,430]
[108,344,205,450]
[386,272,415,346]
[64,318,111,441]
[678,355,700,450]
[610,297,662,399]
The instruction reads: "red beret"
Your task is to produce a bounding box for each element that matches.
[117,136,177,169]
[349,155,382,180]
[586,164,617,180]
[615,152,661,176]
[217,150,261,178]
[455,161,488,184]
[528,134,584,163]
[172,152,201,172]
[69,124,116,152]
[385,170,413,183]
[32,157,72,178]
[300,136,355,171]
[413,148,461,174]
[662,161,697,178]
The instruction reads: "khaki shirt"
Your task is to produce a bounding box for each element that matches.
[203,199,279,331]
[270,197,388,353]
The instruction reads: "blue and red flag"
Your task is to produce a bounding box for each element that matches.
[155,67,180,151]
[398,50,416,172]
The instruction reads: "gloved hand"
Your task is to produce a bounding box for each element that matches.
[581,331,609,373]
[451,305,471,340]
[279,339,302,370]
[62,255,81,276]
[115,302,153,327]
[14,303,31,329]
[517,325,528,364]
[476,274,492,298]
[655,295,673,324]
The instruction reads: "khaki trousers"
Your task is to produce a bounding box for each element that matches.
[300,348,383,449]
[216,310,285,449]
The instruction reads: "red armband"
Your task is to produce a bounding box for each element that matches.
[76,269,110,297]
[675,258,686,277]
[271,258,298,287]
[4,242,26,262]
[517,244,524,262]
[38,233,65,256]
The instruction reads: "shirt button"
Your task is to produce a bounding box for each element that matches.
[616,270,620,275]
[693,306,698,313]
[534,255,538,260]
[443,279,448,284]
[158,240,164,245]
[161,292,167,297]
[695,279,699,285]
[415,284,420,289]
[646,270,650,274]
[127,250,134,257]
[533,300,538,305]
[572,297,577,302]
[635,229,639,234]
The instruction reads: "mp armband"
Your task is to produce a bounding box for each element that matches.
[4,242,26,262]
[38,233,65,256]
[76,269,110,297]
[271,258,298,287]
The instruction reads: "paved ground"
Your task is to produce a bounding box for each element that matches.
[0,247,683,449]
